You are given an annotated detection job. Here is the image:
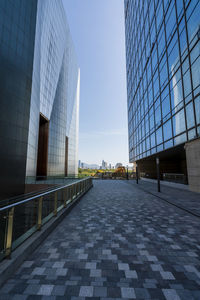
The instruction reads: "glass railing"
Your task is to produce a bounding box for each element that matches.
[25,175,80,185]
[0,177,93,261]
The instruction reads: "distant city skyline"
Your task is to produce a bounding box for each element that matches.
[63,0,129,166]
[78,159,132,169]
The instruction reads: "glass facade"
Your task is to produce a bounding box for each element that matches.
[0,0,80,200]
[26,0,80,177]
[0,0,37,199]
[124,0,200,163]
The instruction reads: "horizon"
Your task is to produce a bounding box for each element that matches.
[79,160,133,168]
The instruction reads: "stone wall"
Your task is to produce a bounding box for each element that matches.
[185,138,200,193]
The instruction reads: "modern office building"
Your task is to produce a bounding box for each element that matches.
[0,0,80,200]
[124,0,200,192]
[78,160,81,168]
[102,160,107,169]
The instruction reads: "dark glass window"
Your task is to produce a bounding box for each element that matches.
[163,119,172,141]
[195,96,200,124]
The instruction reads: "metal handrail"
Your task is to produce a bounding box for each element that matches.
[0,177,93,260]
[0,184,60,208]
[0,178,84,211]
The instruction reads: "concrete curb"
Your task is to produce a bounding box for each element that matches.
[0,185,93,287]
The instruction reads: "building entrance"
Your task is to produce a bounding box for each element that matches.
[65,137,68,176]
[36,114,49,177]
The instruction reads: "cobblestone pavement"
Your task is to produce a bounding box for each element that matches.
[129,179,200,216]
[0,180,200,300]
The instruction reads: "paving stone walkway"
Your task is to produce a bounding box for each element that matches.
[129,179,200,216]
[0,180,200,300]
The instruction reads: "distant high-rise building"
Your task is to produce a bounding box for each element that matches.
[109,163,112,169]
[78,160,81,168]
[124,0,200,192]
[102,160,107,169]
[102,160,105,168]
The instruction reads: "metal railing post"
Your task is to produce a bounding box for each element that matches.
[5,207,15,258]
[63,189,67,208]
[0,179,94,260]
[156,157,161,192]
[54,192,58,216]
[69,186,71,201]
[136,164,139,184]
[37,196,43,230]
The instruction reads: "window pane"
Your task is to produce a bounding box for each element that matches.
[162,95,171,119]
[163,119,172,141]
[188,128,196,140]
[155,104,161,126]
[191,56,200,90]
[164,139,173,149]
[156,127,163,145]
[195,96,200,124]
[183,70,192,97]
[174,133,187,145]
[173,109,186,135]
[186,1,200,42]
[176,0,184,18]
[172,77,183,110]
[186,102,195,129]
[150,132,156,148]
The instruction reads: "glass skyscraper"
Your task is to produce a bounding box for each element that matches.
[26,0,80,178]
[124,0,200,192]
[0,0,80,199]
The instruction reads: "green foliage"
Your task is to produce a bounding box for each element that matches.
[78,168,116,177]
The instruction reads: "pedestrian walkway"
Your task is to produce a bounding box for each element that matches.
[129,179,200,216]
[0,180,200,299]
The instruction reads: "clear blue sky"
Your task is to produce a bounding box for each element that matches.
[63,0,129,166]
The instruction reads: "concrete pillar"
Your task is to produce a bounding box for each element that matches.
[185,138,200,193]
